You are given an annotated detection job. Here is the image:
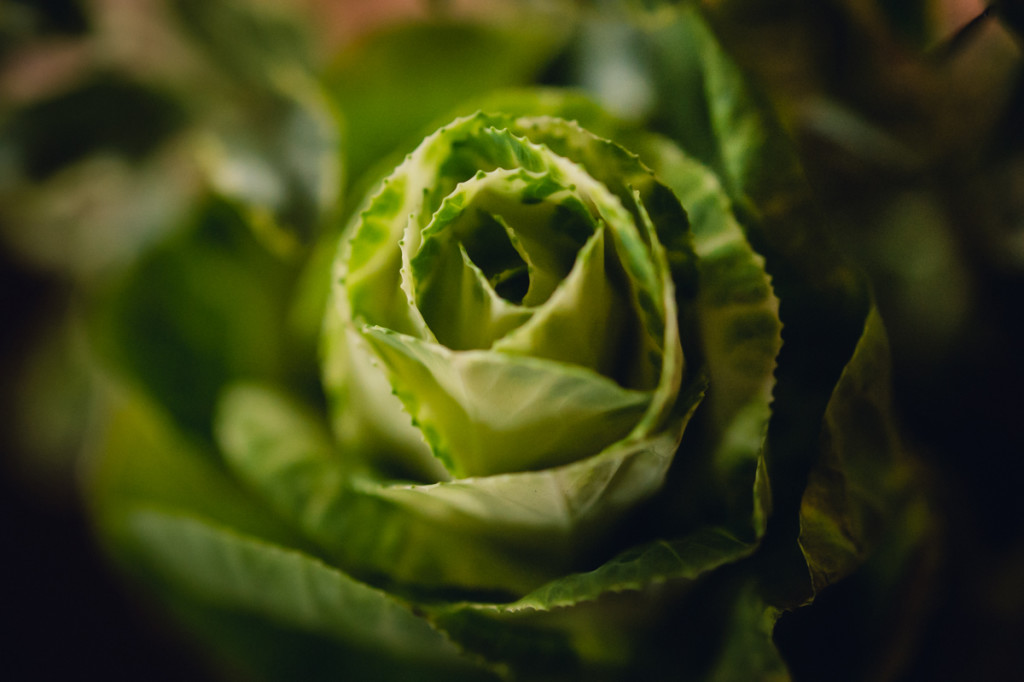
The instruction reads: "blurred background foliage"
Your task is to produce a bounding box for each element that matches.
[2,0,1022,679]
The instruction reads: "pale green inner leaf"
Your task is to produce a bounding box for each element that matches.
[417,240,534,352]
[368,417,691,539]
[358,328,652,478]
[497,214,562,307]
[494,227,629,378]
[322,309,446,483]
[409,168,597,350]
[216,383,699,595]
[217,383,561,593]
[345,115,665,347]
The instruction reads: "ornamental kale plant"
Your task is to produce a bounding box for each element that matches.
[320,103,761,594]
[84,5,924,681]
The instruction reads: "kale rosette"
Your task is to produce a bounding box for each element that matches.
[89,10,916,680]
[319,109,729,595]
[278,97,787,676]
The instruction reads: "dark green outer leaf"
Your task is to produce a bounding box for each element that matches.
[638,5,871,610]
[637,137,780,540]
[798,307,918,594]
[645,5,865,305]
[705,582,791,682]
[124,511,494,674]
[481,526,757,613]
[429,527,761,678]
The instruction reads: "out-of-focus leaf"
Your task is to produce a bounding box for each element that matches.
[575,11,656,121]
[706,583,790,682]
[327,18,571,186]
[798,307,917,593]
[0,75,185,181]
[643,6,865,308]
[164,0,343,249]
[878,0,932,46]
[91,198,302,440]
[0,75,197,276]
[998,0,1024,39]
[153,590,495,682]
[0,0,88,49]
[172,0,313,91]
[645,6,803,220]
[199,71,344,250]
[121,511,494,676]
[5,309,93,499]
[87,388,301,552]
[0,147,198,277]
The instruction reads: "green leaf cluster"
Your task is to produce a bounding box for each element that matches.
[84,4,924,680]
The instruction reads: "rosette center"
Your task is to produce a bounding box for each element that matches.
[409,168,599,351]
[337,113,687,477]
